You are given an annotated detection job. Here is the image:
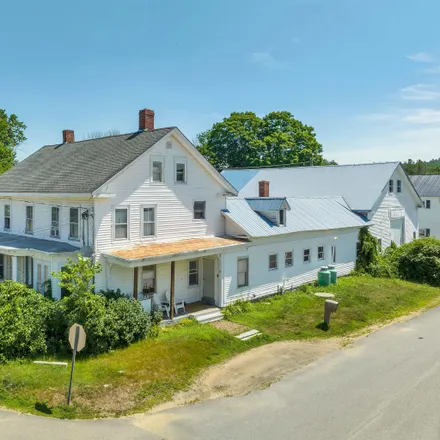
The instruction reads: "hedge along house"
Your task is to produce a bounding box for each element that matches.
[222,162,423,249]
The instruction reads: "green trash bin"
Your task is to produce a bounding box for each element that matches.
[318,266,331,287]
[328,265,337,284]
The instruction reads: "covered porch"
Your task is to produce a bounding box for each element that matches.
[103,236,246,319]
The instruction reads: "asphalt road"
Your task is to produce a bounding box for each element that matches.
[2,306,440,440]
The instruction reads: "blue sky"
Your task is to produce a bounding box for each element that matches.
[2,0,440,164]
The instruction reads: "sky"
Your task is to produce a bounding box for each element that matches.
[2,0,440,164]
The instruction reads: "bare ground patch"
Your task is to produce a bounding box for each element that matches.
[209,320,249,335]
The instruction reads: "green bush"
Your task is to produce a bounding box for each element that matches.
[223,299,252,320]
[99,288,129,300]
[0,281,51,362]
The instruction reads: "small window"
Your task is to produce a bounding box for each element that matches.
[279,209,286,226]
[389,179,394,193]
[413,231,416,240]
[114,208,128,239]
[142,207,155,237]
[152,161,163,182]
[318,246,325,260]
[175,162,186,183]
[237,258,249,287]
[189,260,199,286]
[426,200,431,209]
[268,254,278,270]
[193,201,206,219]
[378,238,382,249]
[420,228,431,237]
[25,205,33,234]
[51,206,60,238]
[4,204,10,231]
[397,180,402,193]
[285,251,293,267]
[69,208,80,240]
[303,249,311,263]
[331,245,337,263]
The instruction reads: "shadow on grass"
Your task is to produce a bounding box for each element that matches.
[35,402,53,415]
[315,322,329,332]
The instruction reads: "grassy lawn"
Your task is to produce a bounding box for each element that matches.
[1,276,440,419]
[228,276,440,339]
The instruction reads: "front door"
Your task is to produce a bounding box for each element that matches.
[202,258,216,305]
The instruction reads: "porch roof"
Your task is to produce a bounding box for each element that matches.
[104,236,247,266]
[0,232,80,255]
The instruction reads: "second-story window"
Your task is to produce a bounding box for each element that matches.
[4,204,10,231]
[426,199,431,209]
[175,162,186,183]
[397,180,402,193]
[25,205,33,234]
[193,201,206,219]
[51,207,60,238]
[389,179,394,193]
[114,208,128,239]
[69,208,80,240]
[142,207,155,237]
[152,161,163,182]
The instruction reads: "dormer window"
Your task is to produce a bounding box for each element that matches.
[279,209,286,226]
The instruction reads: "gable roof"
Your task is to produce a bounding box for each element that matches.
[222,162,402,211]
[0,128,175,193]
[222,196,368,238]
[410,175,440,197]
[246,197,291,212]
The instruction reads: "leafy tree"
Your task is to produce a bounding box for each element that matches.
[0,109,27,174]
[197,111,331,169]
[403,158,440,175]
[52,254,102,297]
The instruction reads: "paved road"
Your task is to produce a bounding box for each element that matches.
[3,306,440,439]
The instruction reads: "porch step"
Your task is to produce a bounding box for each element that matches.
[236,329,261,341]
[193,310,224,324]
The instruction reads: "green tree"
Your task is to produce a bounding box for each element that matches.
[197,111,330,169]
[52,254,102,297]
[0,109,27,174]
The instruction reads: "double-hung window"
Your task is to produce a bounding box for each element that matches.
[318,246,324,260]
[142,207,155,237]
[279,209,286,226]
[389,179,394,193]
[426,200,431,209]
[237,258,249,287]
[152,161,163,182]
[51,207,60,238]
[303,249,311,263]
[189,260,199,286]
[285,251,293,267]
[25,205,33,234]
[397,180,402,193]
[175,161,186,183]
[193,201,206,219]
[269,254,278,271]
[69,208,80,240]
[4,204,10,231]
[114,208,128,239]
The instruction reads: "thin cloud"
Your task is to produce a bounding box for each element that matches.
[424,65,440,74]
[406,52,436,63]
[400,84,440,101]
[401,108,440,124]
[250,52,290,70]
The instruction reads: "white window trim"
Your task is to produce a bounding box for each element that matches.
[317,245,325,261]
[141,205,157,240]
[174,157,188,184]
[188,259,199,287]
[388,179,394,194]
[268,253,278,271]
[237,257,249,288]
[25,204,34,235]
[113,206,130,241]
[193,200,206,220]
[50,205,61,239]
[4,203,11,232]
[150,156,165,184]
[303,248,311,264]
[285,250,293,267]
[69,207,81,241]
[397,180,402,193]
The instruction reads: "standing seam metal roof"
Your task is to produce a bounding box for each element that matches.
[246,198,290,211]
[410,175,440,197]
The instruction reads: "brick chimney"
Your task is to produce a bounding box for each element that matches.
[259,180,270,197]
[139,108,155,131]
[62,129,75,143]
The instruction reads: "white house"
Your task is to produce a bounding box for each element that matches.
[0,108,367,308]
[222,162,422,249]
[410,175,440,238]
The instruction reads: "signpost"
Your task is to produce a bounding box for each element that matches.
[67,323,86,405]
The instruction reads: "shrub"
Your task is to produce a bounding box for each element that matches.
[223,299,252,320]
[99,288,129,300]
[0,281,51,362]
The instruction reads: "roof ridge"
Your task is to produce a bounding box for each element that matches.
[224,161,400,171]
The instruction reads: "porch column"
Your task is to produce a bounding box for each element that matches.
[11,256,18,281]
[133,267,139,300]
[170,261,175,320]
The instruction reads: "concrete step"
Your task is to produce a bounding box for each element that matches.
[194,310,224,324]
[236,329,261,341]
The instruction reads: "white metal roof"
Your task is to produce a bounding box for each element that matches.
[222,162,402,211]
[223,197,368,238]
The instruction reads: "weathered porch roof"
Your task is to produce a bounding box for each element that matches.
[0,232,80,255]
[104,236,247,267]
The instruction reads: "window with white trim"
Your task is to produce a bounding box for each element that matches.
[114,208,128,239]
[237,258,249,287]
[152,161,163,182]
[4,204,10,231]
[279,209,286,226]
[193,201,206,219]
[175,161,186,183]
[397,180,402,193]
[303,249,311,263]
[189,260,199,286]
[420,228,431,237]
[426,199,431,209]
[389,179,394,193]
[269,254,278,271]
[25,205,33,234]
[142,207,155,237]
[69,208,80,240]
[285,251,293,267]
[318,246,324,260]
[51,206,60,238]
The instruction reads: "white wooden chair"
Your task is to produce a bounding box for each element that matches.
[152,293,170,319]
[165,290,186,316]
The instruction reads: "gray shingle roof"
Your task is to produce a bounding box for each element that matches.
[0,128,174,193]
[410,175,440,197]
[223,196,368,237]
[0,232,80,253]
